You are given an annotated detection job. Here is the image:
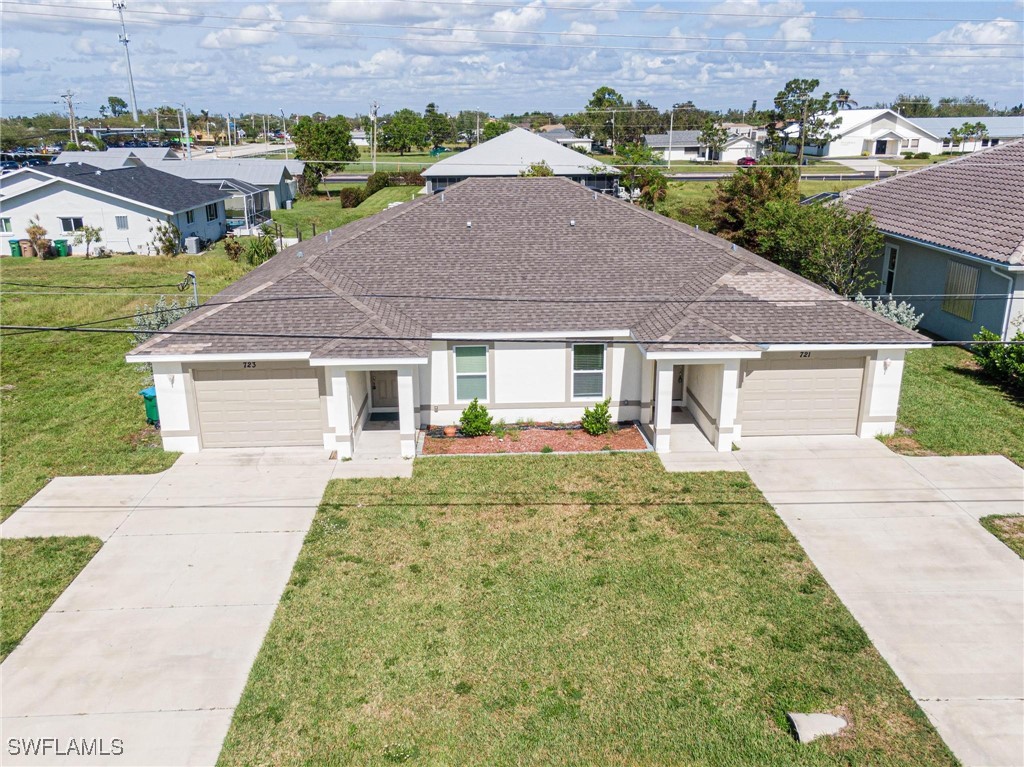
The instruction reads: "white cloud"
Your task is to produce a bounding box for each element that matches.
[928,18,1021,48]
[1,48,23,72]
[835,8,863,22]
[199,6,282,49]
[774,12,815,49]
[723,31,748,51]
[705,0,807,30]
[560,21,598,45]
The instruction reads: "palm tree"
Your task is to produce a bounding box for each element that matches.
[835,89,858,110]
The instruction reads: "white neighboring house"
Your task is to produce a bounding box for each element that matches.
[905,116,1024,153]
[538,128,594,152]
[351,129,369,147]
[643,130,761,163]
[0,163,230,256]
[782,108,940,158]
[147,159,301,210]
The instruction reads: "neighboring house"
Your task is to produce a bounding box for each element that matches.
[351,129,369,147]
[782,109,939,158]
[722,122,767,142]
[642,130,760,163]
[148,160,300,210]
[54,147,180,166]
[0,163,230,255]
[538,128,593,152]
[905,116,1024,153]
[127,177,925,461]
[843,140,1024,341]
[421,128,619,194]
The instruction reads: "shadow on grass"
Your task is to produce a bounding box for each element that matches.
[943,362,1024,407]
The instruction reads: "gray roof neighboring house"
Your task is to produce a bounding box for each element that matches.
[905,116,1024,140]
[643,130,702,149]
[150,159,298,187]
[33,162,231,213]
[54,147,180,166]
[130,176,922,361]
[422,128,617,178]
[842,139,1024,264]
[539,129,591,145]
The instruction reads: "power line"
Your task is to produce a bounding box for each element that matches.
[26,0,1021,25]
[3,6,1021,60]
[7,1,1019,49]
[2,280,186,290]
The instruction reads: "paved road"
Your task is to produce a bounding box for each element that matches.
[0,448,335,766]
[732,436,1024,767]
[193,142,295,161]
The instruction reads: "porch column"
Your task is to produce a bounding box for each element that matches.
[715,360,741,452]
[152,361,200,453]
[639,359,655,427]
[857,350,905,438]
[327,366,352,459]
[397,365,416,459]
[654,360,674,453]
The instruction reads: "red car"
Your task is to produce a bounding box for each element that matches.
[737,156,758,167]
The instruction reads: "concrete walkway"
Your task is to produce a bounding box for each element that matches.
[0,448,337,766]
[732,436,1024,767]
[833,157,893,176]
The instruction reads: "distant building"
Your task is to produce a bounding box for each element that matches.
[905,116,1024,153]
[643,130,761,163]
[538,129,593,152]
[352,129,369,148]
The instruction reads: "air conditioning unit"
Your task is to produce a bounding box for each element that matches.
[184,236,201,255]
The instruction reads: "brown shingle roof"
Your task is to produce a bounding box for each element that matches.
[132,177,923,358]
[842,139,1024,265]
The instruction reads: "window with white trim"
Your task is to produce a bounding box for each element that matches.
[205,203,218,221]
[911,138,919,149]
[115,215,129,230]
[572,343,605,399]
[186,210,195,224]
[941,260,979,321]
[0,218,11,233]
[60,217,84,233]
[884,244,899,295]
[454,345,488,401]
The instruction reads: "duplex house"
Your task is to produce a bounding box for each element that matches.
[127,177,925,460]
[1,163,229,256]
[644,130,760,163]
[149,160,301,210]
[843,140,1024,341]
[422,128,619,194]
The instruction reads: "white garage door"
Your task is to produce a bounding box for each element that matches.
[193,365,323,448]
[739,355,865,436]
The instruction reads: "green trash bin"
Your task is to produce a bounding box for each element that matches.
[139,386,159,426]
[53,239,69,257]
[9,240,22,258]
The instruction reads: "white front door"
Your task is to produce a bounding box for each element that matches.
[370,371,398,410]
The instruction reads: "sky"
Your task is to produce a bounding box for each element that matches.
[1,0,1022,119]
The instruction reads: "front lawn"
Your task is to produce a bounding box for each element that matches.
[0,254,250,520]
[885,347,1024,466]
[271,186,421,239]
[220,454,952,766]
[1,536,102,660]
[980,515,1024,559]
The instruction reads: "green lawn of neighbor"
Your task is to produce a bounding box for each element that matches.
[0,254,250,520]
[1,536,102,660]
[219,454,953,767]
[271,186,422,239]
[883,346,1024,467]
[980,515,1024,559]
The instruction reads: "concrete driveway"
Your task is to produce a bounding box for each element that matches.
[0,448,336,766]
[734,437,1024,767]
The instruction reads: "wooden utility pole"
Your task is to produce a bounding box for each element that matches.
[59,91,78,144]
[370,100,379,173]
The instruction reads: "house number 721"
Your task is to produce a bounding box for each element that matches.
[799,351,811,358]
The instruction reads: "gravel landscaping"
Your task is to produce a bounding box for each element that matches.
[422,423,648,455]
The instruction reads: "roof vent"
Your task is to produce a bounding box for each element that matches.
[570,219,576,227]
[440,191,445,203]
[296,250,304,258]
[731,243,737,250]
[466,221,472,229]
[95,170,102,175]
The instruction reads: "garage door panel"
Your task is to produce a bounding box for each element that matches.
[739,356,865,436]
[193,366,323,448]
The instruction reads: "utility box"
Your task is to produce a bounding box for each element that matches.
[139,387,160,427]
[184,236,201,255]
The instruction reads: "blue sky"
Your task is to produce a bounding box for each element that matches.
[2,0,1021,118]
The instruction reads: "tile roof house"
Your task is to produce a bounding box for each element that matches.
[421,128,619,194]
[842,139,1024,341]
[0,162,230,256]
[128,177,926,460]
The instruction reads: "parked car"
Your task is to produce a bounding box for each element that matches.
[205,147,216,153]
[1,160,20,172]
[737,156,758,167]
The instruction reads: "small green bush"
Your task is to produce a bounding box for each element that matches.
[973,327,1024,393]
[458,398,493,437]
[581,398,612,436]
[337,187,366,208]
[914,151,931,160]
[901,151,915,159]
[365,171,392,197]
[245,226,278,266]
[540,445,554,454]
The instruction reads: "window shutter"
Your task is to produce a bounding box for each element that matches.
[941,261,979,321]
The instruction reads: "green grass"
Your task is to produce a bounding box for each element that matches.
[344,149,441,174]
[0,254,251,520]
[271,186,422,239]
[980,515,1024,559]
[1,536,102,660]
[884,347,1024,467]
[220,454,953,766]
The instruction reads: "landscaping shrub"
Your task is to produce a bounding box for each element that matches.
[337,187,366,208]
[972,327,1024,393]
[224,235,243,262]
[458,398,493,437]
[581,398,612,436]
[364,170,426,198]
[245,226,277,266]
[130,294,197,346]
[365,171,392,197]
[914,152,931,160]
[901,151,915,159]
[854,293,924,329]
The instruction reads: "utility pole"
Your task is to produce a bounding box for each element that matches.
[280,109,289,160]
[112,1,139,122]
[227,113,233,149]
[180,104,192,160]
[59,91,77,145]
[667,110,673,167]
[475,113,480,145]
[370,100,379,173]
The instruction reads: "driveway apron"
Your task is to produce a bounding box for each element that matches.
[734,437,1024,767]
[1,448,335,766]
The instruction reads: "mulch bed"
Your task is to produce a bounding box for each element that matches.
[422,423,648,455]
